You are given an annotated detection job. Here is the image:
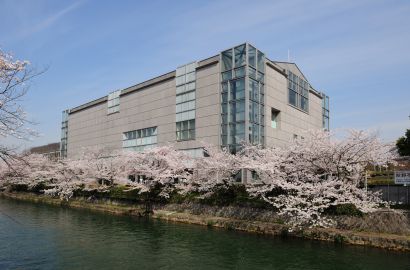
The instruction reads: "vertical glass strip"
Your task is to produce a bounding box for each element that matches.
[220,43,265,153]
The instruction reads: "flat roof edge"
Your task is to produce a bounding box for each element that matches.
[197,55,219,68]
[68,55,221,113]
[69,96,108,114]
[121,71,176,96]
[266,59,287,77]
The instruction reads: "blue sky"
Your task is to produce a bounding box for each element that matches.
[1,0,409,148]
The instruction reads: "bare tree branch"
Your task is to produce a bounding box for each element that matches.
[0,48,45,167]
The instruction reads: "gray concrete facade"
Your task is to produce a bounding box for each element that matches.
[62,43,328,158]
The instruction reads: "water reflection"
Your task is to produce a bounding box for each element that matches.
[0,198,408,270]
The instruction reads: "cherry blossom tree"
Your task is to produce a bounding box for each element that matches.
[122,146,193,213]
[240,130,397,227]
[72,147,129,187]
[0,49,43,165]
[0,129,397,226]
[186,144,241,196]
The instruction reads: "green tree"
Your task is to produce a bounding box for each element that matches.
[396,129,410,156]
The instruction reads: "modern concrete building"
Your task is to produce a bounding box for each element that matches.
[29,142,61,160]
[60,43,329,159]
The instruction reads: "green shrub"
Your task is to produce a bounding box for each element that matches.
[200,184,250,206]
[10,184,28,192]
[30,182,48,194]
[324,203,363,217]
[207,220,215,227]
[280,228,289,237]
[109,186,141,201]
[334,234,346,244]
[224,223,234,230]
[73,188,108,199]
[391,204,410,210]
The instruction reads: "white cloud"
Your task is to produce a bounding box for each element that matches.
[10,1,84,42]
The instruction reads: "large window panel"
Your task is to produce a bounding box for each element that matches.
[259,83,264,99]
[248,66,256,80]
[186,82,195,92]
[222,70,232,82]
[221,124,228,135]
[250,123,260,144]
[221,102,228,114]
[231,100,245,113]
[271,109,279,129]
[249,79,259,101]
[249,101,260,123]
[234,66,245,78]
[176,110,195,122]
[232,111,245,122]
[176,119,195,141]
[321,94,330,130]
[289,90,297,106]
[176,66,186,77]
[301,96,308,111]
[221,114,228,124]
[176,75,186,86]
[185,62,196,73]
[234,44,246,67]
[123,127,157,151]
[230,78,245,100]
[222,92,228,103]
[257,51,264,71]
[287,70,309,112]
[221,49,233,71]
[257,72,264,82]
[176,100,195,113]
[248,45,256,68]
[186,72,196,83]
[176,85,186,95]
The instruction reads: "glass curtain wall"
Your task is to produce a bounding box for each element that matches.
[176,62,197,141]
[321,93,330,130]
[221,44,265,154]
[287,71,309,112]
[60,110,69,158]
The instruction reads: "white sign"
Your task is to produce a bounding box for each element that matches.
[394,170,410,185]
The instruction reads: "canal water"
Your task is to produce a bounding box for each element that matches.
[0,198,408,270]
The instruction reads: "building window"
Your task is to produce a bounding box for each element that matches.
[176,62,197,141]
[108,90,121,114]
[287,71,309,113]
[271,109,279,129]
[321,93,330,130]
[248,45,256,68]
[122,127,157,152]
[221,49,233,71]
[234,44,246,67]
[176,119,195,141]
